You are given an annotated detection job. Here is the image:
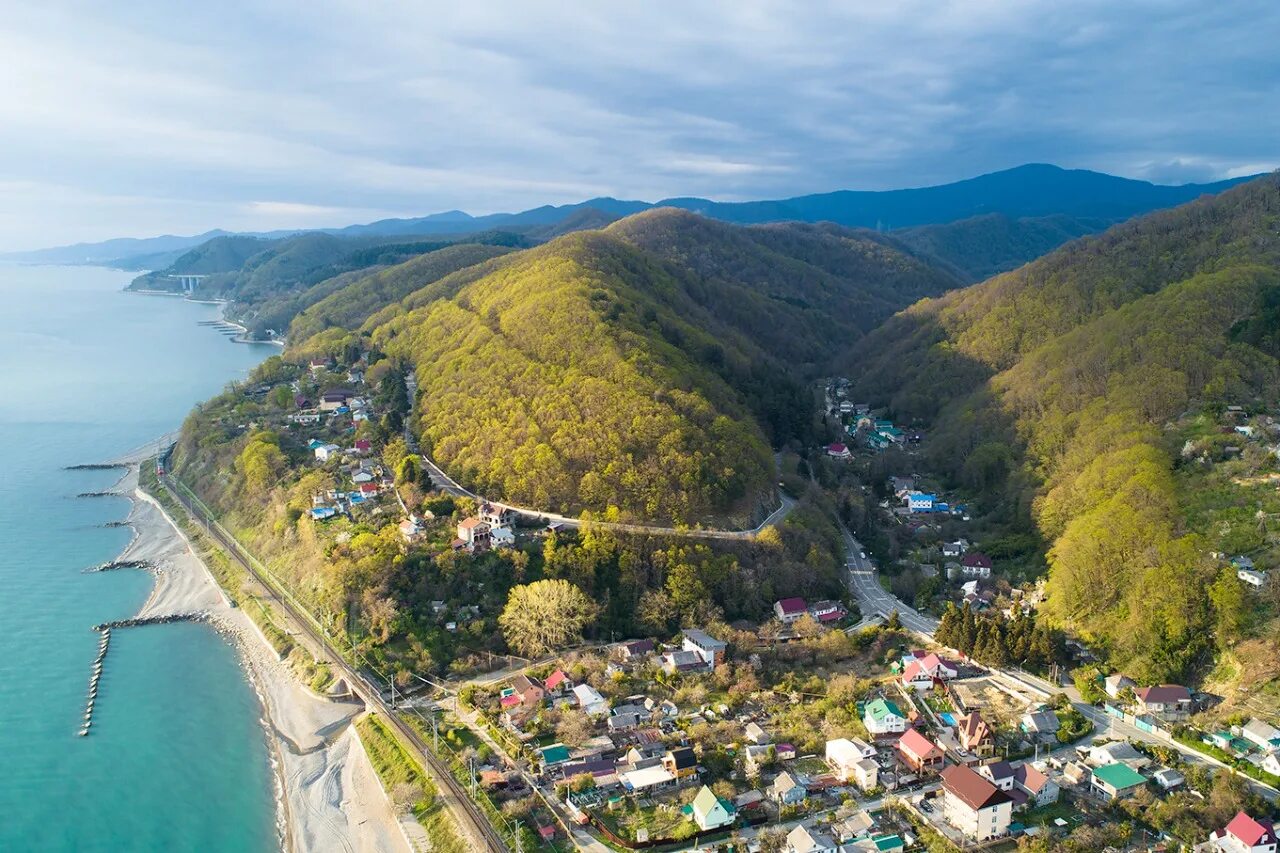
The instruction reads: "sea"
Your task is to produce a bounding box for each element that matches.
[0,264,280,851]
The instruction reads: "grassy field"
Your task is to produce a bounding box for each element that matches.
[356,714,470,853]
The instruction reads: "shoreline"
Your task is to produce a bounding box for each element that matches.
[97,459,410,853]
[124,289,287,347]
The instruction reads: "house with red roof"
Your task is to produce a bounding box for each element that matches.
[940,764,1013,841]
[358,482,380,497]
[826,442,851,459]
[959,553,993,577]
[1135,684,1193,722]
[808,600,847,624]
[896,728,944,773]
[901,652,959,691]
[354,438,372,453]
[1207,811,1278,853]
[773,597,808,624]
[544,669,570,694]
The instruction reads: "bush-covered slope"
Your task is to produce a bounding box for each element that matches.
[850,174,1280,681]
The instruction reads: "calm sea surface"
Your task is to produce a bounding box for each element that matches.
[0,264,279,851]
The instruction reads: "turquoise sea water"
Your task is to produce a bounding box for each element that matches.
[0,265,279,851]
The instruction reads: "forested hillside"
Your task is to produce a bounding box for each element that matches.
[849,174,1280,682]
[889,212,1109,281]
[280,210,960,522]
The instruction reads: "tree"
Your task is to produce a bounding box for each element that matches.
[499,579,600,657]
[396,455,421,485]
[885,610,902,631]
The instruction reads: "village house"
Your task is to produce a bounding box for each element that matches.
[490,526,516,548]
[616,639,655,662]
[1088,741,1149,769]
[681,628,727,669]
[1090,762,1147,800]
[785,824,836,853]
[1242,719,1280,752]
[808,599,847,624]
[864,698,907,735]
[772,770,807,806]
[572,684,609,717]
[1205,811,1278,853]
[689,785,736,831]
[826,442,851,459]
[1240,568,1269,588]
[896,728,944,773]
[978,760,1015,792]
[940,764,1014,842]
[619,764,676,794]
[1135,684,1194,722]
[744,722,770,745]
[478,502,516,528]
[662,746,697,782]
[1153,767,1185,790]
[904,491,935,513]
[901,652,958,691]
[1264,753,1280,777]
[509,674,545,707]
[319,390,350,412]
[942,540,968,558]
[314,443,340,462]
[826,738,878,790]
[661,650,705,674]
[956,711,995,757]
[743,744,774,776]
[398,516,424,543]
[1105,672,1136,699]
[1021,707,1060,743]
[1014,763,1059,808]
[544,669,569,696]
[774,597,808,623]
[959,552,993,578]
[456,517,491,550]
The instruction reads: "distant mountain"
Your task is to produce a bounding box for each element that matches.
[848,173,1280,682]
[9,164,1260,268]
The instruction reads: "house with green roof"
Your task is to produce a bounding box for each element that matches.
[687,785,736,831]
[864,698,907,735]
[1090,762,1147,800]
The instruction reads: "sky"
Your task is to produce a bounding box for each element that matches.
[1,0,1277,251]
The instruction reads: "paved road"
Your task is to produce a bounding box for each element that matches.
[840,524,938,636]
[418,447,796,540]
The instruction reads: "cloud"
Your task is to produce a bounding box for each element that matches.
[0,0,1276,250]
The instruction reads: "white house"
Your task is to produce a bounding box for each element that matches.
[1242,719,1280,752]
[681,628,727,669]
[1240,568,1269,588]
[774,598,808,624]
[1104,673,1136,699]
[572,684,609,717]
[905,492,935,512]
[825,738,870,783]
[786,824,836,853]
[314,443,340,462]
[690,785,736,831]
[1206,811,1278,853]
[490,526,516,548]
[940,764,1013,842]
[863,698,907,735]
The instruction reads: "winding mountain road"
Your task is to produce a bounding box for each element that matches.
[416,447,795,540]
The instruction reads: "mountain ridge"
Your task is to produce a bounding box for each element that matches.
[7,164,1260,265]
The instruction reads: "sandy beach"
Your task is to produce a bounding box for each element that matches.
[106,463,414,853]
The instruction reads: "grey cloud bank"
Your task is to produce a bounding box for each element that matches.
[1,0,1276,250]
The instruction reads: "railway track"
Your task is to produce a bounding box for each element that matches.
[157,465,509,852]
